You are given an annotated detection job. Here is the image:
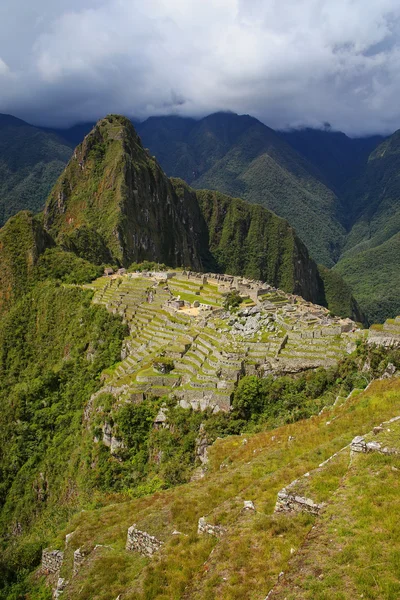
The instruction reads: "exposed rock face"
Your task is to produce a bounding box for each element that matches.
[102,421,125,456]
[195,424,210,466]
[44,115,212,270]
[73,548,86,575]
[126,525,164,557]
[53,577,67,599]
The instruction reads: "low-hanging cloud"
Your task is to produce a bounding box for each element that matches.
[1,0,400,135]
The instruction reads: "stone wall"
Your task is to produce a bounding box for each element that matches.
[126,525,164,557]
[197,517,226,537]
[275,489,324,516]
[351,435,398,456]
[73,548,86,575]
[368,330,400,348]
[41,549,64,574]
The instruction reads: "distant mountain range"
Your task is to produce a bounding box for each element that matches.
[0,110,398,323]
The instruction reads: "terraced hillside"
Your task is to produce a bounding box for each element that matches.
[40,376,400,600]
[88,270,363,414]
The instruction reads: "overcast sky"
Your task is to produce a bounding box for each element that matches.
[1,0,400,135]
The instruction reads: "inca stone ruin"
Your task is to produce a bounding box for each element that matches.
[87,270,363,420]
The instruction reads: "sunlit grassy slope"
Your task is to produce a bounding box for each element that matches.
[46,377,400,600]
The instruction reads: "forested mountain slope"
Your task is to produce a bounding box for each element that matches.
[334,131,400,323]
[0,115,73,226]
[280,126,383,193]
[137,113,346,267]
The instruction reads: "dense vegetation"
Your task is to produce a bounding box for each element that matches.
[0,282,126,599]
[0,212,52,314]
[335,232,400,324]
[317,265,364,323]
[334,132,400,322]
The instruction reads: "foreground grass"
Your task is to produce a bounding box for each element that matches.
[271,440,400,598]
[39,378,400,599]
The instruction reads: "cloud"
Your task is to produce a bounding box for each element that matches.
[1,0,400,134]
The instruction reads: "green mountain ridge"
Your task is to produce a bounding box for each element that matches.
[137,113,346,267]
[0,110,398,322]
[333,131,400,322]
[0,115,74,227]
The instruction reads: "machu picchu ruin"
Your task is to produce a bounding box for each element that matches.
[87,269,364,418]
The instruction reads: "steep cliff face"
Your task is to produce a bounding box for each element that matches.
[0,211,52,314]
[44,115,208,269]
[172,180,325,302]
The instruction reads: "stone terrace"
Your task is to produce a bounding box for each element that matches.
[88,270,363,412]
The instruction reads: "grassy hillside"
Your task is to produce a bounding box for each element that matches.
[137,113,346,267]
[11,362,399,600]
[0,114,73,226]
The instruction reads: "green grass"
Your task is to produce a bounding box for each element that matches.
[36,378,400,600]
